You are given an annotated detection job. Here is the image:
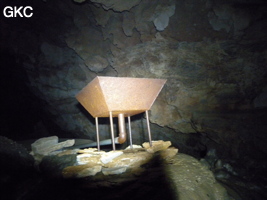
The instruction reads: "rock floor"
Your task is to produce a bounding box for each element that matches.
[1,136,267,200]
[4,154,231,200]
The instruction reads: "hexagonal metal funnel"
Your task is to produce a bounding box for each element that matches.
[76,76,166,117]
[76,76,166,150]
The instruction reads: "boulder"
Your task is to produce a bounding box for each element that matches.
[165,153,231,200]
[31,136,58,154]
[100,151,124,164]
[142,140,172,153]
[105,150,153,169]
[102,167,127,175]
[31,136,75,156]
[0,136,35,174]
[62,164,102,178]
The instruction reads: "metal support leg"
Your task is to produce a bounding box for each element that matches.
[109,111,116,151]
[145,110,152,147]
[128,116,133,149]
[95,117,100,151]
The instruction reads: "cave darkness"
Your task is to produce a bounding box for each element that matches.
[1,0,267,200]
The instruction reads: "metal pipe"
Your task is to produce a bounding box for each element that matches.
[118,113,127,144]
[145,110,152,147]
[109,111,116,150]
[128,116,133,149]
[95,117,100,151]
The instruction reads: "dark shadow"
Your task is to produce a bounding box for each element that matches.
[19,153,178,200]
[76,102,146,126]
[76,103,95,124]
[75,103,148,149]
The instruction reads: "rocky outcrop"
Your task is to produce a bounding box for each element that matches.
[0,136,34,174]
[27,137,230,200]
[89,0,142,12]
[0,136,36,200]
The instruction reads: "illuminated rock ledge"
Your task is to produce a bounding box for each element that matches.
[3,136,231,200]
[62,140,178,178]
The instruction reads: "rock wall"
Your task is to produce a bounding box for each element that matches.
[1,0,267,172]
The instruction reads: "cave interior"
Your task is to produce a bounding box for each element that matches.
[0,0,267,199]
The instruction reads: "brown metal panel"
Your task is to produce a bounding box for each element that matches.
[76,76,166,118]
[75,77,109,118]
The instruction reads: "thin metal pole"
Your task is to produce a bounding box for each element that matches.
[95,117,100,151]
[145,110,152,147]
[128,116,133,149]
[109,111,116,151]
